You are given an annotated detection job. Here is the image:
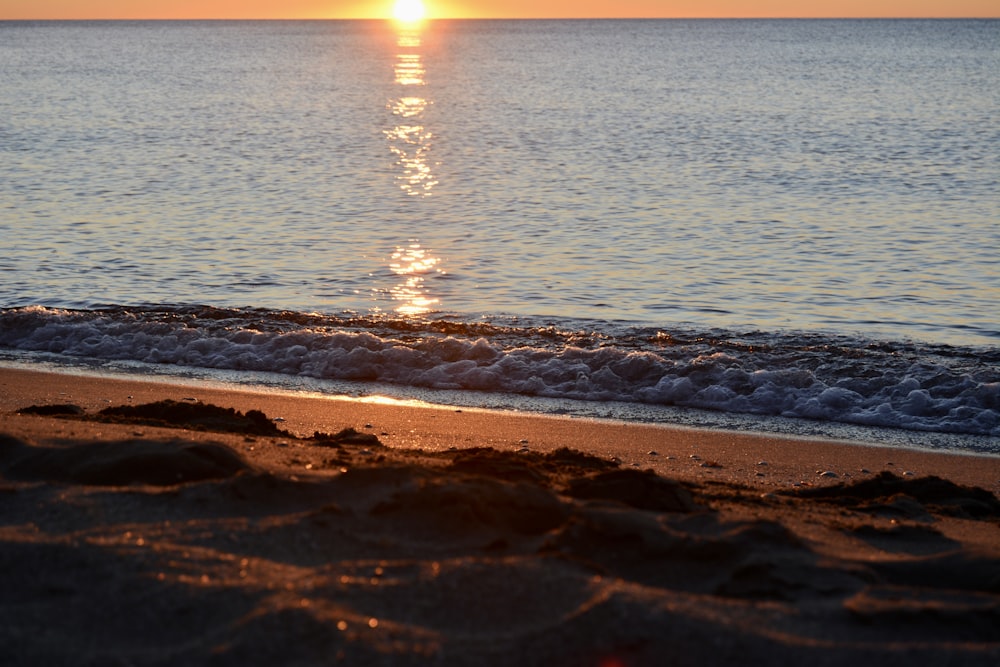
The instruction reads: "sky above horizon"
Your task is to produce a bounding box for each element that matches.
[2,1,998,20]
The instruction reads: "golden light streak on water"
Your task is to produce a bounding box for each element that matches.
[389,243,443,315]
[386,25,437,197]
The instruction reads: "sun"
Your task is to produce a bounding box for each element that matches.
[393,0,427,22]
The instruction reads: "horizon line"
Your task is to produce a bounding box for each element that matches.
[3,16,998,21]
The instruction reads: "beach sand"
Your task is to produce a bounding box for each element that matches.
[1,367,998,665]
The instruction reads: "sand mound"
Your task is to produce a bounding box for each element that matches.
[791,470,1000,519]
[564,468,698,512]
[0,433,251,486]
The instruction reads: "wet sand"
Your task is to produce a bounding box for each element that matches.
[1,367,999,665]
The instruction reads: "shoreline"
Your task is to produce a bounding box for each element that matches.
[2,366,998,491]
[2,366,999,664]
[6,355,997,456]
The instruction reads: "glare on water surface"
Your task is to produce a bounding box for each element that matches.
[389,244,443,315]
[385,23,436,197]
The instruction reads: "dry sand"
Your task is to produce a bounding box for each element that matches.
[1,367,999,666]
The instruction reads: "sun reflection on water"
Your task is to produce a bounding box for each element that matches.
[385,25,437,197]
[379,21,443,315]
[393,53,425,86]
[389,243,443,315]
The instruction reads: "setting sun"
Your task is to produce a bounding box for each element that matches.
[393,0,427,22]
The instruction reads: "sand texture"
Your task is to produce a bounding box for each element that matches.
[1,368,999,666]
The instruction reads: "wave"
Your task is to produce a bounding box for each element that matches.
[2,305,998,437]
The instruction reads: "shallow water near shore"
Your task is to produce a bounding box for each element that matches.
[1,20,998,448]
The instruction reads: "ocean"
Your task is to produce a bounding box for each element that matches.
[1,19,998,452]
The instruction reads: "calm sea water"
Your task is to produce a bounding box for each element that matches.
[1,20,998,449]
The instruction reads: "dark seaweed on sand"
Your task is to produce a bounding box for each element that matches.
[787,470,1000,519]
[97,400,289,437]
[20,400,386,447]
[17,404,86,416]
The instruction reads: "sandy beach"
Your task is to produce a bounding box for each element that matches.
[2,366,999,665]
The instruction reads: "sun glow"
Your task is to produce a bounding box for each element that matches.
[393,0,426,22]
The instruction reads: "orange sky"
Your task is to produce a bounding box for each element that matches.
[1,1,997,19]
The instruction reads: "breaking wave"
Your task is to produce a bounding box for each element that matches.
[2,305,998,438]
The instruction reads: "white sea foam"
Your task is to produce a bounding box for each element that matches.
[2,306,997,438]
